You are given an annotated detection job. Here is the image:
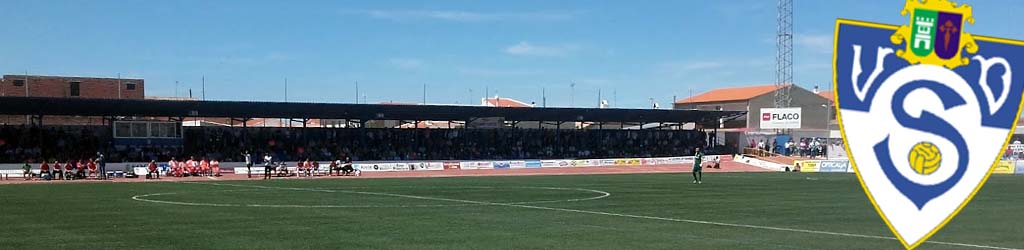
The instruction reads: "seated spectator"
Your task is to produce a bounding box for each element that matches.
[64,161,74,180]
[147,160,160,179]
[52,160,64,180]
[297,160,309,177]
[200,158,211,176]
[311,160,320,176]
[329,159,340,176]
[275,162,289,177]
[340,157,355,176]
[76,159,87,179]
[22,161,32,180]
[168,158,182,177]
[87,159,97,178]
[40,161,51,180]
[304,159,314,177]
[210,159,221,177]
[185,157,198,176]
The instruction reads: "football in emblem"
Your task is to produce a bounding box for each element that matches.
[908,141,942,175]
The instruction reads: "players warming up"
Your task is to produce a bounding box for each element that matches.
[693,147,703,184]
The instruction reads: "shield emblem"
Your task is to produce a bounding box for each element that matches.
[834,13,1024,250]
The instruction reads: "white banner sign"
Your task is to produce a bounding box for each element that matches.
[760,107,802,129]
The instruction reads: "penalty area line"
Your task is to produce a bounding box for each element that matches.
[182,182,1017,250]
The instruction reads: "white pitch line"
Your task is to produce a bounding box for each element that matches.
[184,182,1019,250]
[135,182,610,208]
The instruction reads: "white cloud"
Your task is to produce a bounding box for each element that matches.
[795,33,833,54]
[503,41,578,57]
[344,9,583,22]
[388,58,423,70]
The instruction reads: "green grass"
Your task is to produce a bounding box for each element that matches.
[1,173,1021,249]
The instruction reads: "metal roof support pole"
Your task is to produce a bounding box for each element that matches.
[30,115,42,127]
[713,125,719,148]
[556,121,564,156]
[105,115,116,155]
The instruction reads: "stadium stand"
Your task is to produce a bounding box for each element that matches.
[0,96,744,164]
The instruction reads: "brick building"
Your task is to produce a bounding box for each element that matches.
[1,75,145,125]
[0,75,144,99]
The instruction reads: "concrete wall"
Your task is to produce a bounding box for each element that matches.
[747,87,830,130]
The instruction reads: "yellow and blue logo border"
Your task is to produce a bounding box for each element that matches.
[832,18,1024,249]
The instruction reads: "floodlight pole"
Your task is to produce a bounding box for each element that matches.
[570,82,576,107]
[24,70,29,97]
[117,73,122,99]
[823,103,831,160]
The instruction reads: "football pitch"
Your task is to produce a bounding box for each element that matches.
[2,173,1021,250]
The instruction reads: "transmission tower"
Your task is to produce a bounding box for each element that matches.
[775,0,793,108]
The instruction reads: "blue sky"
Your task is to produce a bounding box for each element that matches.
[2,0,1022,108]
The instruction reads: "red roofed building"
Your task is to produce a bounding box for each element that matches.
[817,90,834,102]
[481,97,533,108]
[674,84,832,131]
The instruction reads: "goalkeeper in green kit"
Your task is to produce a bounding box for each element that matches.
[692,147,703,184]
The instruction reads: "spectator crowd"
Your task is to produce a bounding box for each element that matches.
[1,125,713,164]
[183,127,710,162]
[751,137,836,158]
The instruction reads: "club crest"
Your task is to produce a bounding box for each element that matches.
[834,0,1024,248]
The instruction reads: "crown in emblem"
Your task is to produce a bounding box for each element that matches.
[890,0,979,69]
